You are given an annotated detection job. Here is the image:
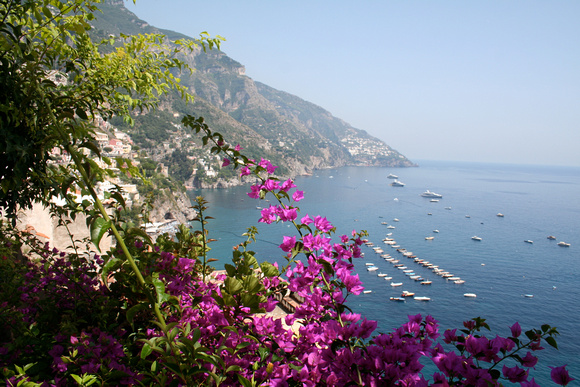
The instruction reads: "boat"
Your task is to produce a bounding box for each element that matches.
[390,282,403,287]
[471,236,482,241]
[425,236,435,240]
[367,266,379,272]
[390,297,405,301]
[454,280,465,284]
[448,277,461,281]
[444,207,452,210]
[387,174,398,179]
[383,276,393,280]
[402,269,414,273]
[396,266,407,270]
[547,235,556,240]
[524,294,534,298]
[433,230,440,233]
[524,240,533,244]
[497,213,504,217]
[365,263,375,266]
[409,275,421,280]
[390,180,406,187]
[414,296,431,301]
[427,213,432,216]
[557,241,571,247]
[386,225,396,229]
[464,293,477,298]
[430,199,439,202]
[420,281,432,285]
[401,291,415,297]
[420,190,443,198]
[377,273,388,277]
[465,215,471,218]
[381,221,388,225]
[363,290,372,294]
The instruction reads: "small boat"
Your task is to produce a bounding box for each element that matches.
[421,190,443,198]
[390,282,403,287]
[557,241,570,247]
[404,272,416,276]
[367,266,379,272]
[403,269,414,273]
[445,207,452,210]
[390,297,405,301]
[397,266,407,270]
[448,277,461,281]
[390,180,406,187]
[454,280,465,284]
[465,215,471,218]
[524,240,533,244]
[381,221,388,225]
[363,290,372,294]
[497,213,504,217]
[401,291,415,297]
[427,213,432,216]
[409,275,421,280]
[383,276,393,280]
[547,235,556,240]
[387,174,398,179]
[524,294,534,298]
[433,230,440,233]
[464,293,477,298]
[471,236,482,241]
[425,236,435,240]
[393,218,400,222]
[420,281,432,285]
[414,296,431,301]
[377,273,388,277]
[430,199,439,203]
[387,225,396,229]
[365,263,375,266]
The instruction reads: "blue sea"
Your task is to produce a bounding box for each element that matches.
[189,161,579,384]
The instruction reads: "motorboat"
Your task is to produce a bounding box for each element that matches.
[558,241,571,247]
[471,236,482,241]
[367,266,379,272]
[414,296,431,301]
[390,180,406,187]
[454,280,465,284]
[390,297,405,301]
[387,174,398,179]
[387,225,396,229]
[393,218,400,222]
[444,207,452,210]
[420,190,442,198]
[365,263,375,266]
[420,281,432,285]
[402,269,414,273]
[363,290,372,294]
[433,230,440,233]
[425,236,435,240]
[401,291,415,297]
[430,199,439,202]
[524,240,533,244]
[497,213,504,217]
[524,294,534,298]
[377,273,388,277]
[383,276,393,280]
[390,282,403,287]
[465,215,471,218]
[547,235,556,240]
[464,293,477,298]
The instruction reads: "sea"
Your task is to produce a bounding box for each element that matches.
[189,160,579,385]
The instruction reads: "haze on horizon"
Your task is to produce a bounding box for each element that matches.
[126,1,580,167]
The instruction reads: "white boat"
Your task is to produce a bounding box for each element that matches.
[433,230,440,233]
[425,236,435,240]
[420,190,443,198]
[524,240,533,244]
[403,269,414,273]
[409,275,421,280]
[397,266,407,270]
[390,180,405,187]
[497,213,504,217]
[524,294,534,298]
[448,277,461,281]
[401,291,415,297]
[465,215,471,218]
[377,273,388,277]
[420,281,432,285]
[393,218,400,222]
[383,276,393,280]
[387,174,398,179]
[390,297,405,301]
[390,282,403,287]
[471,236,482,241]
[414,296,431,301]
[430,199,439,202]
[445,207,452,210]
[367,266,379,272]
[464,293,477,298]
[547,235,556,240]
[454,280,465,284]
[557,241,570,247]
[386,225,396,229]
[363,290,372,294]
[365,262,375,266]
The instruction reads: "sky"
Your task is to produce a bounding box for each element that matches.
[126,1,580,167]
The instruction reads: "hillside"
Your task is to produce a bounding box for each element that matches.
[92,0,416,188]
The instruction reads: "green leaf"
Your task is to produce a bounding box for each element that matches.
[237,374,253,387]
[545,336,558,349]
[126,227,152,244]
[90,217,111,252]
[224,263,236,277]
[101,257,122,285]
[260,261,279,277]
[224,277,243,295]
[152,277,170,304]
[140,343,153,359]
[126,302,149,325]
[244,275,264,294]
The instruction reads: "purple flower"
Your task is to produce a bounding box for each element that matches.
[292,190,304,202]
[521,352,538,368]
[314,216,333,232]
[550,365,575,386]
[280,179,296,192]
[502,365,528,383]
[510,322,521,338]
[301,215,313,225]
[234,144,242,151]
[222,158,230,167]
[279,236,297,252]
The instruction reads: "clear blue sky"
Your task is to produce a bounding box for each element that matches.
[126,1,580,166]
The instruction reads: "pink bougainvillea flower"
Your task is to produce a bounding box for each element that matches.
[510,322,521,338]
[550,365,575,386]
[280,178,296,192]
[314,216,333,232]
[222,158,230,167]
[234,144,242,151]
[292,190,304,202]
[279,236,297,252]
[521,352,538,368]
[301,215,313,225]
[240,166,252,176]
[247,184,262,199]
[502,365,528,383]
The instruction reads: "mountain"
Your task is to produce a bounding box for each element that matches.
[91,1,416,188]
